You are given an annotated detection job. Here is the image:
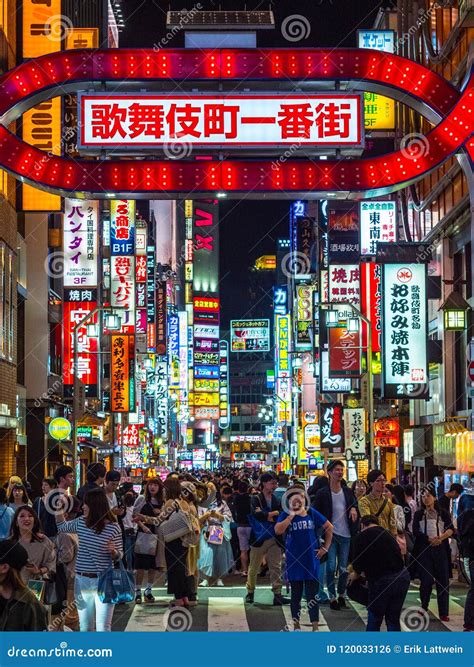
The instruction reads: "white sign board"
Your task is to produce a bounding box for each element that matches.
[79,94,363,148]
[63,199,98,287]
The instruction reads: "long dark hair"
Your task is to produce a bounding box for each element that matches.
[10,506,42,542]
[83,488,116,534]
[7,484,30,506]
[387,483,412,529]
[144,477,164,504]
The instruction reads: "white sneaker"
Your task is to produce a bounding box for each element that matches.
[216,579,225,587]
[199,579,209,587]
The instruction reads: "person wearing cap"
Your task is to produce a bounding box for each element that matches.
[358,469,397,535]
[245,472,290,606]
[0,539,48,631]
[313,460,358,610]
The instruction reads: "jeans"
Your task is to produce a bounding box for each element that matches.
[327,534,351,598]
[290,579,319,623]
[74,575,115,632]
[123,532,136,570]
[418,546,450,617]
[317,561,329,602]
[464,558,474,629]
[366,569,410,631]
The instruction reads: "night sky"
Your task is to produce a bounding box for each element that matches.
[121,0,390,327]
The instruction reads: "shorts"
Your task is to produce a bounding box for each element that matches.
[237,526,252,551]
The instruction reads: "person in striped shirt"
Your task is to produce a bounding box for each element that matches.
[56,487,123,632]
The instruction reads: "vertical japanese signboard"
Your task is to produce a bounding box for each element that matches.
[110,335,135,412]
[343,408,366,459]
[295,283,314,350]
[110,200,135,255]
[193,200,219,294]
[168,311,180,389]
[63,200,98,288]
[146,245,156,352]
[155,360,168,437]
[155,281,167,356]
[218,340,230,429]
[360,262,382,353]
[328,207,359,263]
[382,263,428,399]
[63,293,98,398]
[320,403,344,454]
[360,201,397,256]
[275,314,292,424]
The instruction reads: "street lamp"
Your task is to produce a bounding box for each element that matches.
[439,291,470,331]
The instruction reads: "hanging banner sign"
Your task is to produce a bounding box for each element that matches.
[146,246,156,352]
[155,360,168,436]
[79,94,364,148]
[111,256,135,312]
[110,200,135,255]
[343,408,366,459]
[320,403,344,453]
[274,286,289,316]
[63,200,98,288]
[382,263,428,399]
[168,312,180,388]
[194,324,219,340]
[360,201,397,255]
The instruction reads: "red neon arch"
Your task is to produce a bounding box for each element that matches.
[0,49,472,198]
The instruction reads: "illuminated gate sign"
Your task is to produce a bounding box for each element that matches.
[79,94,363,148]
[382,263,428,399]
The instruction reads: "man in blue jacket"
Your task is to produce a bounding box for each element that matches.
[313,460,358,610]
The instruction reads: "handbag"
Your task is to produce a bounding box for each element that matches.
[98,560,135,605]
[206,525,224,545]
[182,513,201,547]
[346,576,369,606]
[159,505,194,543]
[43,574,58,606]
[134,531,158,556]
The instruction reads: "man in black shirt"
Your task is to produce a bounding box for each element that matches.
[438,483,464,515]
[348,515,410,631]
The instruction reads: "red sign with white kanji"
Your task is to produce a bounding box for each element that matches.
[79,94,363,147]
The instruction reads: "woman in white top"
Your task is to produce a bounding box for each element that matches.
[56,487,123,632]
[412,488,454,622]
[198,491,234,587]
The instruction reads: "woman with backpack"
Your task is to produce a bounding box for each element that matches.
[412,487,454,622]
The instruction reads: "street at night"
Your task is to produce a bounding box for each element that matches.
[0,0,473,659]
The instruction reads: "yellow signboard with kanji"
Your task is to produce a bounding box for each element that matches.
[363,92,395,130]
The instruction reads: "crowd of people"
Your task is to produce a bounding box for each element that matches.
[0,462,472,633]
